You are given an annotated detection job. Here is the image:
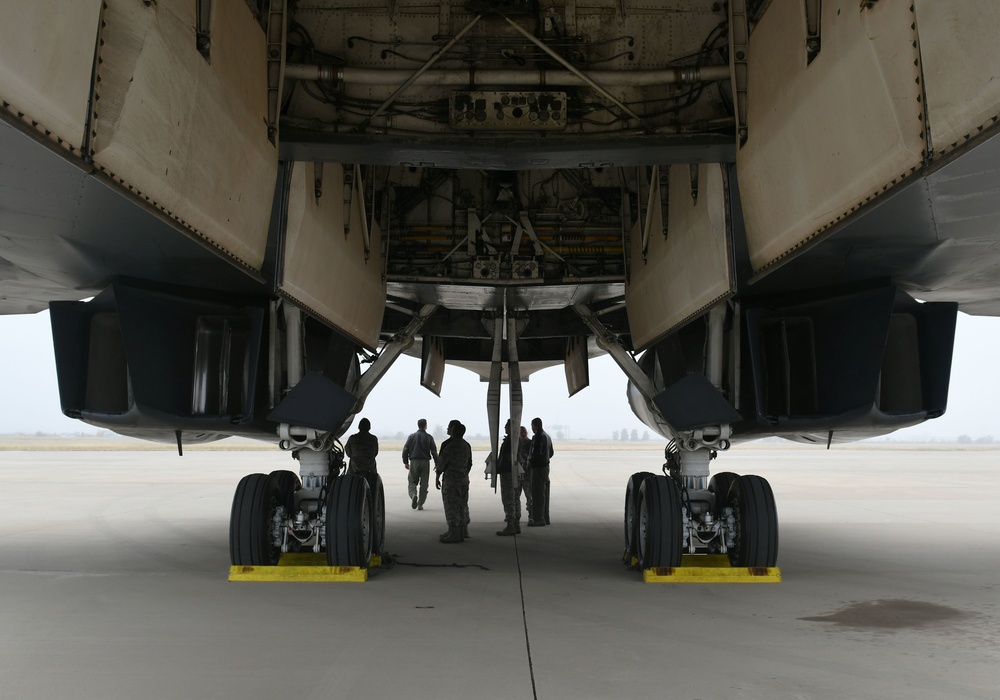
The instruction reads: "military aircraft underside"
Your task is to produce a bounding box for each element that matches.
[3,0,1000,572]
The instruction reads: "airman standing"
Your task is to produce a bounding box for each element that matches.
[436,422,472,543]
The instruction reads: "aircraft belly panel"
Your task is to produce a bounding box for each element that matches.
[916,1,1000,160]
[0,120,266,315]
[741,128,1000,315]
[626,164,733,350]
[739,0,924,276]
[0,0,100,152]
[280,163,386,350]
[385,282,624,312]
[89,0,276,272]
[280,130,736,171]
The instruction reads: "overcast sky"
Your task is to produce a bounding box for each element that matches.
[1,309,998,441]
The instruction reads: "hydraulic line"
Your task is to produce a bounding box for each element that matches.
[286,64,731,86]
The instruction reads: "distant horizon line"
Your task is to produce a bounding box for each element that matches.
[0,431,995,445]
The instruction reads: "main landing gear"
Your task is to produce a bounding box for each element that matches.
[623,438,779,570]
[228,427,386,568]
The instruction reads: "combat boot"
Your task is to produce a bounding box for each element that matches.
[496,522,516,536]
[439,526,464,543]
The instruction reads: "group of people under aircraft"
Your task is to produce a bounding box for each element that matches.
[343,415,555,543]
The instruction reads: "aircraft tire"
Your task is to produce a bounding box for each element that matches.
[708,471,739,519]
[727,474,779,568]
[368,473,386,556]
[325,474,373,567]
[229,474,258,564]
[268,469,301,513]
[637,476,683,569]
[229,472,282,566]
[624,471,657,559]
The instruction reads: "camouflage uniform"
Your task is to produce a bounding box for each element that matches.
[527,423,553,526]
[438,435,472,528]
[496,434,522,525]
[518,434,532,517]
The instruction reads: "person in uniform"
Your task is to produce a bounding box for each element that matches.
[439,419,460,452]
[439,419,471,537]
[518,424,533,523]
[435,422,472,543]
[402,418,438,510]
[527,417,553,526]
[344,417,378,475]
[495,419,523,536]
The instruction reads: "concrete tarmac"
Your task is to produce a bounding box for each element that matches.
[0,444,998,699]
